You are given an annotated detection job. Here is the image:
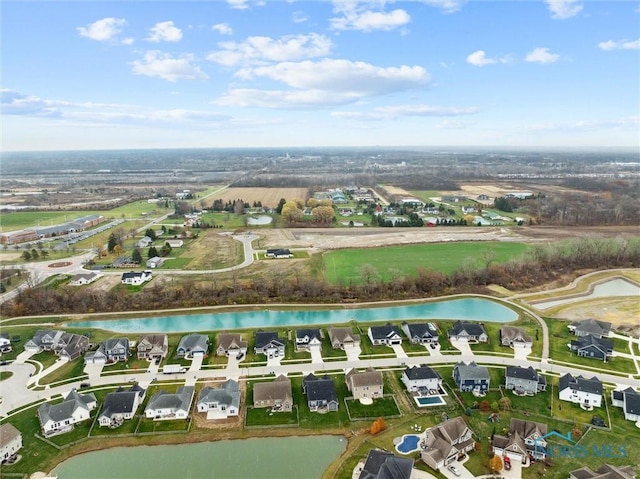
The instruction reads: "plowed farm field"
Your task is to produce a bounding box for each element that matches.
[207,187,308,207]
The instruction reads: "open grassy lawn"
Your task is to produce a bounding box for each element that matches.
[39,358,87,386]
[90,415,140,436]
[291,376,352,429]
[164,230,244,270]
[545,317,637,375]
[323,241,531,284]
[136,417,191,433]
[345,396,401,420]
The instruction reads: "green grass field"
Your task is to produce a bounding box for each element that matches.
[323,241,531,284]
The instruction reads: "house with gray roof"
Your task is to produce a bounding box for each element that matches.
[447,321,488,342]
[25,330,63,352]
[505,366,546,395]
[401,322,438,344]
[328,327,361,350]
[569,319,612,339]
[176,334,209,358]
[69,272,101,286]
[358,449,414,479]
[368,324,403,346]
[253,375,293,412]
[420,417,475,470]
[401,365,442,393]
[98,384,145,427]
[303,374,338,412]
[254,331,285,358]
[216,333,248,357]
[346,368,384,401]
[56,333,90,361]
[85,337,130,364]
[145,386,195,420]
[197,379,240,418]
[570,334,613,361]
[121,270,152,285]
[452,361,489,393]
[611,387,640,422]
[137,334,168,360]
[492,418,548,464]
[38,389,97,436]
[295,328,322,350]
[558,373,603,408]
[570,464,636,479]
[500,325,533,349]
[0,423,22,464]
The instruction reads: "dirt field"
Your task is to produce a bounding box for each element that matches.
[206,187,309,208]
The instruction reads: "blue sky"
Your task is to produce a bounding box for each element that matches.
[2,0,639,151]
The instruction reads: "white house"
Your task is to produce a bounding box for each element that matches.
[295,329,322,350]
[368,324,402,346]
[196,380,240,419]
[37,390,97,436]
[0,423,22,463]
[558,373,603,408]
[69,272,101,286]
[401,365,442,393]
[145,386,195,420]
[611,388,640,422]
[121,270,152,285]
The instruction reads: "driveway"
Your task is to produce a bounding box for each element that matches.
[513,346,532,361]
[83,362,104,380]
[310,346,324,364]
[267,355,283,368]
[345,345,361,361]
[450,340,473,356]
[391,344,407,359]
[0,361,35,415]
[426,343,442,357]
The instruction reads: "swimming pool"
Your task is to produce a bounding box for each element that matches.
[396,434,422,454]
[69,297,518,333]
[415,396,446,406]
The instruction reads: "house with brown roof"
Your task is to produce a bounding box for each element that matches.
[420,417,475,470]
[328,327,360,350]
[0,423,22,464]
[253,375,293,412]
[216,333,248,357]
[346,368,383,401]
[500,326,533,349]
[137,334,168,360]
[492,418,547,464]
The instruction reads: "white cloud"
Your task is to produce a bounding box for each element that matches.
[77,17,127,42]
[216,88,361,108]
[236,59,429,95]
[146,21,183,42]
[330,2,411,32]
[207,33,332,66]
[130,51,208,82]
[332,104,479,121]
[212,23,233,35]
[545,0,583,19]
[292,11,309,23]
[227,0,248,9]
[598,38,640,51]
[466,50,510,67]
[418,0,464,14]
[525,47,560,64]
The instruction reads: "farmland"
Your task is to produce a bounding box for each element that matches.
[204,187,309,208]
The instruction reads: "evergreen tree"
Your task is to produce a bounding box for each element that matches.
[107,232,118,253]
[132,248,142,264]
[148,246,159,259]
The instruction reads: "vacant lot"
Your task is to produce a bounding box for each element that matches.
[205,187,309,208]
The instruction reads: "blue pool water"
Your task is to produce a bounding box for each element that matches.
[69,298,518,333]
[396,434,421,454]
[415,396,446,406]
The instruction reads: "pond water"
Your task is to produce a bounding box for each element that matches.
[69,298,518,333]
[246,215,273,225]
[51,435,346,479]
[532,278,640,310]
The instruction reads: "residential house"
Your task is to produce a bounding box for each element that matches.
[165,239,184,248]
[56,333,90,361]
[98,384,145,427]
[146,256,164,269]
[505,366,547,395]
[358,449,414,479]
[197,379,240,418]
[176,334,209,358]
[0,334,11,354]
[145,386,195,420]
[492,418,548,463]
[401,365,442,393]
[253,375,293,412]
[569,319,612,339]
[136,236,152,249]
[500,326,533,349]
[420,417,475,470]
[25,329,62,352]
[0,423,22,463]
[570,334,613,361]
[69,272,101,286]
[368,324,403,346]
[401,322,438,344]
[85,337,130,364]
[327,327,361,350]
[346,368,384,401]
[447,321,488,342]
[121,270,152,285]
[611,388,640,422]
[453,361,490,393]
[570,464,637,479]
[216,333,248,357]
[111,257,138,268]
[137,334,168,360]
[265,248,293,258]
[37,389,97,436]
[303,374,338,412]
[558,373,603,408]
[295,328,323,351]
[254,331,285,358]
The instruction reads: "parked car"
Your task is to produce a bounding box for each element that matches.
[448,465,461,477]
[79,382,91,389]
[236,352,245,360]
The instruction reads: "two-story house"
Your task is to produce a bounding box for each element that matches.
[145,386,195,420]
[253,375,293,412]
[137,334,168,360]
[346,368,384,401]
[558,373,603,408]
[492,418,548,464]
[611,387,640,422]
[420,417,476,470]
[505,366,547,396]
[401,365,442,393]
[453,361,490,393]
[98,384,146,427]
[37,389,97,436]
[85,337,130,364]
[0,423,22,464]
[295,329,322,351]
[303,374,338,412]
